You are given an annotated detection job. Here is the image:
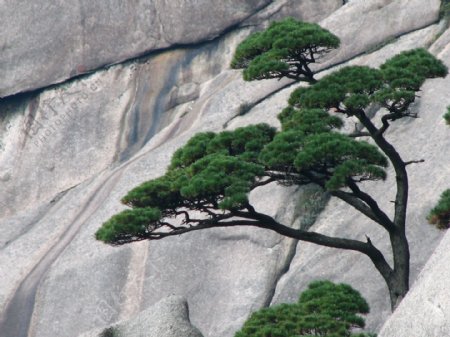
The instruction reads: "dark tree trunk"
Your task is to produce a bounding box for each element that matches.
[388,230,410,309]
[355,109,412,310]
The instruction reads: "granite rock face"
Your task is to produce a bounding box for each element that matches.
[0,0,271,98]
[247,0,343,24]
[0,31,244,222]
[1,1,449,337]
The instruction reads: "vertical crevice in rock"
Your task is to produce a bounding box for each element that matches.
[262,185,330,307]
[261,237,300,308]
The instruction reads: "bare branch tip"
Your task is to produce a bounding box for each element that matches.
[405,159,425,166]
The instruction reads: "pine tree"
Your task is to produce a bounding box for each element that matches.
[96,18,448,309]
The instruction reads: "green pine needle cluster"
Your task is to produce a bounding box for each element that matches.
[231,18,339,81]
[96,124,276,244]
[294,133,388,190]
[289,49,447,114]
[234,280,373,337]
[95,207,161,244]
[380,48,448,90]
[289,66,382,110]
[427,189,450,229]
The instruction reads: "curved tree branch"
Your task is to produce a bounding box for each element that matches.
[137,208,395,287]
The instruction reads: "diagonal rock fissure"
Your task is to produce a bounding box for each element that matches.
[1,183,80,250]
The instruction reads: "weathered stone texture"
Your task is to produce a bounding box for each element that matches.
[0,30,242,222]
[0,0,271,98]
[246,0,342,24]
[318,0,441,69]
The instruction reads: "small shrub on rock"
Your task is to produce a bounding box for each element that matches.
[444,106,450,125]
[99,327,120,337]
[428,189,450,229]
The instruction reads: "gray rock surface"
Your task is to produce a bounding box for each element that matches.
[79,296,204,337]
[318,0,442,69]
[246,0,342,24]
[0,30,245,222]
[1,2,450,337]
[0,0,271,98]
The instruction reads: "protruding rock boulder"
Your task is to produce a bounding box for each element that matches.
[79,296,204,337]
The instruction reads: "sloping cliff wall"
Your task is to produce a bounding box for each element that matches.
[0,1,449,337]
